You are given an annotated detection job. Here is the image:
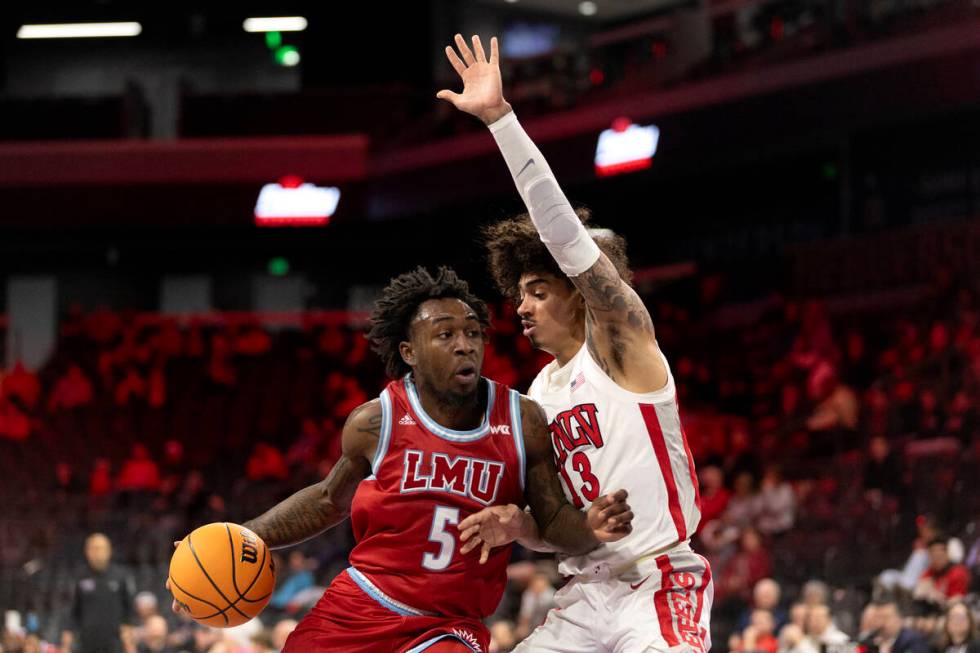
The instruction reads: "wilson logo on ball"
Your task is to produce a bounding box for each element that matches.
[240,530,259,564]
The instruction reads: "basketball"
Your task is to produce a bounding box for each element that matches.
[168,523,275,628]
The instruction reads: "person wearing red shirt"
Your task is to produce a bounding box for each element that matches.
[916,538,970,605]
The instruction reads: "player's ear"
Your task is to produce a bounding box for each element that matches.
[399,340,416,368]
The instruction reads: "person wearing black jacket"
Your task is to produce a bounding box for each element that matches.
[875,601,929,653]
[61,533,135,653]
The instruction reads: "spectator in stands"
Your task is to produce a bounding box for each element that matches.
[0,395,31,440]
[756,466,795,536]
[207,331,236,387]
[271,619,298,652]
[235,323,272,356]
[89,458,113,497]
[135,615,174,653]
[789,603,809,630]
[515,572,556,640]
[876,601,929,653]
[914,538,970,606]
[939,601,979,653]
[864,387,898,440]
[115,366,147,406]
[490,620,518,653]
[47,363,94,412]
[269,550,315,615]
[800,580,830,608]
[779,623,818,653]
[189,625,221,653]
[132,591,159,636]
[245,443,289,483]
[147,364,166,409]
[62,533,135,653]
[805,360,860,452]
[698,468,760,561]
[3,360,40,410]
[879,514,947,594]
[117,443,161,492]
[945,390,978,445]
[741,609,779,653]
[718,527,772,603]
[856,603,882,646]
[698,465,731,531]
[55,460,84,495]
[737,578,788,633]
[805,604,849,647]
[914,389,943,440]
[863,435,905,504]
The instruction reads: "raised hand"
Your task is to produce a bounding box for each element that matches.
[458,504,529,564]
[436,34,512,125]
[586,490,633,543]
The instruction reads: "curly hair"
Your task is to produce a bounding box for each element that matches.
[367,266,491,379]
[481,207,633,301]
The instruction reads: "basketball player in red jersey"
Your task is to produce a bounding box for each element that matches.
[168,267,633,653]
[439,36,712,653]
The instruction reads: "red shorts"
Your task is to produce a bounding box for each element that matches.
[282,569,489,653]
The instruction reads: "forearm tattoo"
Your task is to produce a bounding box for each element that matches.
[243,457,364,549]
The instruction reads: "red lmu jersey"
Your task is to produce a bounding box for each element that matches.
[347,375,526,620]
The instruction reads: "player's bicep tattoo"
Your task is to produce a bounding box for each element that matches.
[574,256,654,333]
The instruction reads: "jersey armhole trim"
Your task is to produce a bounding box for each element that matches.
[370,390,393,476]
[509,390,526,492]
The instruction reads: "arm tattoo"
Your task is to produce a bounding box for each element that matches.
[243,400,378,548]
[243,457,364,549]
[357,412,382,437]
[522,399,599,555]
[573,255,655,374]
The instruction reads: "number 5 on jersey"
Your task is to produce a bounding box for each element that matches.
[422,506,460,571]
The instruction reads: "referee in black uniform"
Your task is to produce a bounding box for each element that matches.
[61,533,136,653]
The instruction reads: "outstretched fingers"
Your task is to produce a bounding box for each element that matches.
[490,36,499,64]
[472,35,487,63]
[444,45,467,77]
[454,33,476,66]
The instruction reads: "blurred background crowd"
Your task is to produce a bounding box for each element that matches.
[1,0,980,651]
[0,258,977,652]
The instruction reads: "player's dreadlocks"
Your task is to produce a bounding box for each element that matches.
[482,207,632,302]
[368,266,491,379]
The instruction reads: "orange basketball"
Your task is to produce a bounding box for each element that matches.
[168,522,276,628]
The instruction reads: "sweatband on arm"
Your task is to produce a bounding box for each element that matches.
[488,111,600,276]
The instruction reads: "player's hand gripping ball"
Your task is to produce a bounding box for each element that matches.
[167,523,275,627]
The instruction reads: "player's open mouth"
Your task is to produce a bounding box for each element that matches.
[454,364,477,382]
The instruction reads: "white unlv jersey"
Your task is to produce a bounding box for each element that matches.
[528,344,701,577]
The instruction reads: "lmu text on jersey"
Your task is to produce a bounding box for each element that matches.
[400,450,506,505]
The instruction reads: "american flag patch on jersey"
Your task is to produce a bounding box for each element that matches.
[571,371,585,392]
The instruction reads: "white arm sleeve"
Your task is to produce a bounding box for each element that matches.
[488,111,600,277]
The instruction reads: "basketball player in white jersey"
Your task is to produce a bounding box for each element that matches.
[438,34,712,653]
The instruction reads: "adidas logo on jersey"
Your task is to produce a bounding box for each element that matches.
[399,414,416,426]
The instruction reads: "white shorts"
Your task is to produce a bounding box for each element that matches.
[514,546,713,653]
